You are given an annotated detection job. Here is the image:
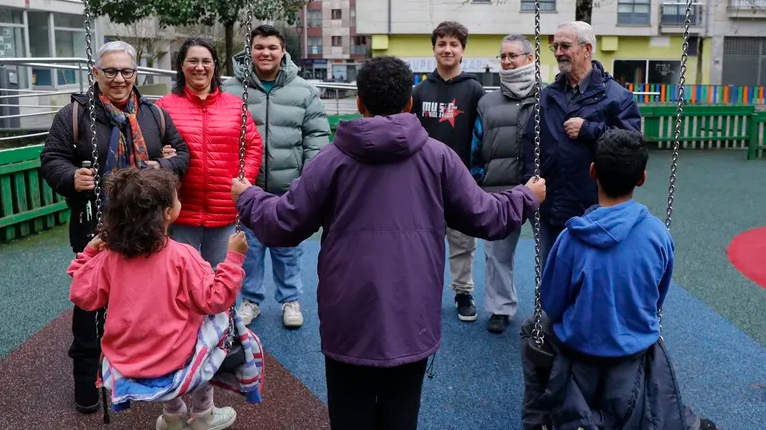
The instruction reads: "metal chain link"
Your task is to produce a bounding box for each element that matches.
[83,0,101,234]
[227,0,254,350]
[659,0,692,335]
[530,0,545,348]
[234,0,254,237]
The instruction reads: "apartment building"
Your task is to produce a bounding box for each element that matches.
[355,0,712,86]
[0,0,180,129]
[709,0,766,86]
[295,0,371,82]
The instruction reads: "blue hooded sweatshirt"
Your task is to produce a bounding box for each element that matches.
[540,200,674,358]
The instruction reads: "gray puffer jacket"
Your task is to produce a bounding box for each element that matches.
[222,51,330,194]
[470,85,535,192]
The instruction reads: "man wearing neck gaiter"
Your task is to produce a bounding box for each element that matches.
[469,34,537,334]
[521,21,641,271]
[412,21,486,323]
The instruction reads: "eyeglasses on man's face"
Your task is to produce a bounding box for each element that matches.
[99,68,137,79]
[549,42,586,53]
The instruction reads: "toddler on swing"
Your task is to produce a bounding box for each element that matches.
[68,167,261,430]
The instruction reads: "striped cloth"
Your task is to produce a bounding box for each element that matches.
[99,310,264,412]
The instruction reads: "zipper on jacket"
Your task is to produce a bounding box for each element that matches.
[264,91,270,192]
[201,98,208,225]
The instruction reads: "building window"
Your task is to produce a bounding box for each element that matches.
[722,37,766,86]
[307,10,322,27]
[0,7,29,88]
[350,9,356,27]
[331,9,342,20]
[332,36,342,47]
[351,36,367,55]
[54,13,86,86]
[521,0,556,11]
[613,59,681,85]
[308,37,322,55]
[618,0,651,25]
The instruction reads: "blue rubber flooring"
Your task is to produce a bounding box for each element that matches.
[249,238,766,430]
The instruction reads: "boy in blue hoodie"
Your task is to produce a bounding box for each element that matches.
[521,129,717,429]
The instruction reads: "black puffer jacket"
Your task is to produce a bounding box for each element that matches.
[40,88,189,253]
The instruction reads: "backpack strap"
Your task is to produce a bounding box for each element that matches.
[72,102,79,145]
[152,104,166,141]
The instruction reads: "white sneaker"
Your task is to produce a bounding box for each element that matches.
[237,300,260,325]
[282,301,304,328]
[189,406,236,430]
[156,413,190,430]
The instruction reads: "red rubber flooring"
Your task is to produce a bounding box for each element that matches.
[727,226,766,289]
[0,309,330,430]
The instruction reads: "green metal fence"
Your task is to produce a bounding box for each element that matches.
[0,106,764,243]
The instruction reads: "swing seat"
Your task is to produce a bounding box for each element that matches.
[525,337,555,369]
[99,309,265,413]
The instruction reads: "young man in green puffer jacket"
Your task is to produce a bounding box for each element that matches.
[222,24,330,329]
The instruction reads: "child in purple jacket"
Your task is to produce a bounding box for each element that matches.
[231,55,546,430]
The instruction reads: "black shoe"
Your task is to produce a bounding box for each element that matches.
[699,418,718,430]
[487,314,509,333]
[455,293,477,322]
[74,375,100,414]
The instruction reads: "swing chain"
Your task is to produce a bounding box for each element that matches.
[83,0,101,234]
[666,0,692,231]
[659,0,692,334]
[530,0,544,348]
[235,0,254,236]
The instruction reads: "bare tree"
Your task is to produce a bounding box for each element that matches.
[107,18,172,85]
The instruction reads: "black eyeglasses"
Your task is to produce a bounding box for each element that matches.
[99,68,137,79]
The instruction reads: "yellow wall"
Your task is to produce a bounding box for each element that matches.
[372,34,711,85]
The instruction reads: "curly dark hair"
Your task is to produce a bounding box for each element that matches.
[431,21,469,48]
[173,37,222,96]
[356,56,414,116]
[101,168,179,259]
[594,129,649,198]
[250,25,285,49]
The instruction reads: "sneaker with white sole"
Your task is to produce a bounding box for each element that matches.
[156,413,190,430]
[282,301,304,328]
[237,300,260,325]
[189,406,236,430]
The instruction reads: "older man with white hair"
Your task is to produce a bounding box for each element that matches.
[41,40,189,414]
[521,21,641,269]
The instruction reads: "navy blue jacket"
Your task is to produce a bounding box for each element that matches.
[522,60,641,226]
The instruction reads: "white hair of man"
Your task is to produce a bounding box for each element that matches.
[557,21,596,55]
[501,34,533,55]
[95,41,138,69]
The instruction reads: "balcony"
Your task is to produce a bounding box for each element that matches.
[660,3,704,33]
[728,0,766,18]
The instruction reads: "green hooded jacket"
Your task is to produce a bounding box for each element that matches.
[222,50,330,194]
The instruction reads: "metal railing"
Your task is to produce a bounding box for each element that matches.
[0,57,660,146]
[661,3,703,26]
[728,0,766,9]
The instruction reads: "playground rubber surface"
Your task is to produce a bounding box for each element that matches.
[1,150,765,429]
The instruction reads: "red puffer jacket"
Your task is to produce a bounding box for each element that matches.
[156,88,263,228]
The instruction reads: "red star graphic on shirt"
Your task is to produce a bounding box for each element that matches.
[438,99,463,128]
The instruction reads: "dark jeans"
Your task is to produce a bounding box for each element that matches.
[68,305,104,404]
[538,218,565,272]
[325,356,428,430]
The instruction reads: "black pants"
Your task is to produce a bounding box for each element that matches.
[325,356,428,430]
[68,304,104,403]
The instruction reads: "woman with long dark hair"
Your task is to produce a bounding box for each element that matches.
[156,37,263,269]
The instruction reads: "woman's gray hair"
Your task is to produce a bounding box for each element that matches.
[501,34,533,55]
[557,21,597,53]
[95,41,138,69]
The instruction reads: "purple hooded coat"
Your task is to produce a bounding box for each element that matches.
[236,113,540,367]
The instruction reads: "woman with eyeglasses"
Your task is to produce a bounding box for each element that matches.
[40,40,190,415]
[155,37,262,273]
